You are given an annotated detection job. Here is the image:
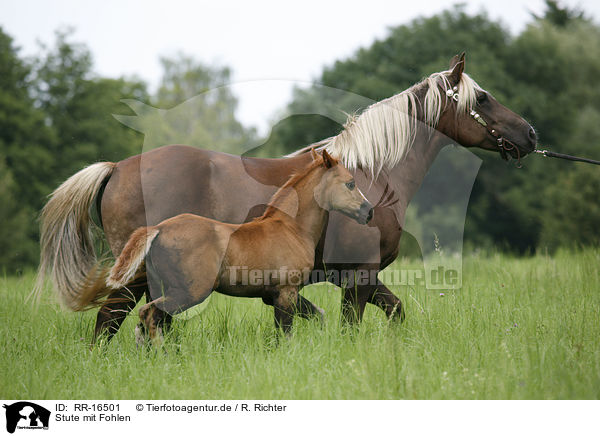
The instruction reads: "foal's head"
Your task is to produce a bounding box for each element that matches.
[312,149,374,224]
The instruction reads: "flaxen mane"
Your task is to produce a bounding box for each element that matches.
[288,69,481,176]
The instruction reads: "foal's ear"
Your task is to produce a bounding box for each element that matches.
[310,147,319,161]
[448,52,465,85]
[321,149,337,168]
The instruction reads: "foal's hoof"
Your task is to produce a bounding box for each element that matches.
[135,323,148,348]
[316,306,326,325]
[151,327,165,348]
[390,303,406,323]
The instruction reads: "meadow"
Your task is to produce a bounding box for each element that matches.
[1,249,598,399]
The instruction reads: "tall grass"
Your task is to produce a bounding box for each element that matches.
[1,249,598,399]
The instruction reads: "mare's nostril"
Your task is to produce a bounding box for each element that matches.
[367,208,374,222]
[528,127,537,144]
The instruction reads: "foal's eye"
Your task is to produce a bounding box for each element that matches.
[477,92,488,104]
[345,181,355,190]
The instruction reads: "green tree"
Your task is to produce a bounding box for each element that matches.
[147,54,256,153]
[540,164,600,249]
[502,3,600,251]
[532,0,586,27]
[0,28,149,271]
[115,54,257,154]
[0,27,55,268]
[0,159,33,271]
[32,29,148,184]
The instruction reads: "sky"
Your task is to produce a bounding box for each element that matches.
[2,0,598,134]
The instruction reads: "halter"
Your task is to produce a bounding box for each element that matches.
[446,86,522,167]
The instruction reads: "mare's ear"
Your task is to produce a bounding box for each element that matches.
[310,147,319,161]
[321,149,337,168]
[448,52,465,85]
[449,52,465,69]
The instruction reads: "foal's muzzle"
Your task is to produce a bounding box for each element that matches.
[359,201,374,224]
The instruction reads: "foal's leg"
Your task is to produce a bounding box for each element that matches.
[92,275,147,344]
[135,305,173,347]
[138,278,214,346]
[273,286,299,334]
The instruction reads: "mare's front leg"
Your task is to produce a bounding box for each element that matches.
[273,285,299,334]
[368,279,405,322]
[341,285,369,325]
[341,276,404,326]
[262,293,325,323]
[297,291,326,323]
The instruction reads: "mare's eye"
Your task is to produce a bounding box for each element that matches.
[345,181,355,190]
[477,92,488,104]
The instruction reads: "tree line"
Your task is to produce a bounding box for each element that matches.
[1,1,599,272]
[0,29,255,271]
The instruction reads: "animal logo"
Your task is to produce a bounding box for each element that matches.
[2,402,50,433]
[114,81,483,290]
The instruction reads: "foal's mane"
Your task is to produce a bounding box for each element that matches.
[288,69,481,176]
[260,155,334,219]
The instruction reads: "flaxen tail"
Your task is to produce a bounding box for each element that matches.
[32,162,116,310]
[107,227,159,289]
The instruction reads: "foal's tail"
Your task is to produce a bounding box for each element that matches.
[107,227,159,289]
[33,162,116,310]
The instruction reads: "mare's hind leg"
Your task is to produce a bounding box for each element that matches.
[273,285,299,334]
[93,275,147,344]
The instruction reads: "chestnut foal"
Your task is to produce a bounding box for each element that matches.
[107,150,373,344]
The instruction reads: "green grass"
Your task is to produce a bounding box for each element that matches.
[1,249,599,399]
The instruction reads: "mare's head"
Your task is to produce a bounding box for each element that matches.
[312,149,373,224]
[314,53,537,177]
[438,53,537,159]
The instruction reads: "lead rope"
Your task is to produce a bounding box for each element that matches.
[533,149,600,166]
